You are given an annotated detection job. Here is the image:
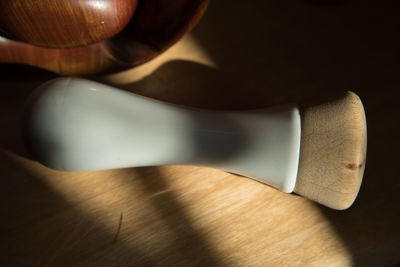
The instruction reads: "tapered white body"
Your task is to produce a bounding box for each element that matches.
[25,78,301,193]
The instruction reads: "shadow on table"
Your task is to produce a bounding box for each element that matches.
[0,151,159,266]
[187,0,400,265]
[129,167,224,266]
[0,65,57,156]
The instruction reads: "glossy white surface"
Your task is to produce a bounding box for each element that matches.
[25,78,301,193]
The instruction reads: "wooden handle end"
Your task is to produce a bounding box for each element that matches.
[294,91,367,210]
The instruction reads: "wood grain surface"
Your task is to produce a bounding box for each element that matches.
[1,0,400,266]
[295,92,367,210]
[0,0,138,48]
[0,0,210,75]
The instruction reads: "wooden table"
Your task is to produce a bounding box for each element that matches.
[1,1,399,266]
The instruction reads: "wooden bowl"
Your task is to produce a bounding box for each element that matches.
[0,0,138,49]
[0,0,210,75]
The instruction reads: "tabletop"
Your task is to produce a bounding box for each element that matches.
[1,1,400,266]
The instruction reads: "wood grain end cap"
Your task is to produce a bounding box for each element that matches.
[294,92,367,210]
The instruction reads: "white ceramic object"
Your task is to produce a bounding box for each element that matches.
[25,78,301,193]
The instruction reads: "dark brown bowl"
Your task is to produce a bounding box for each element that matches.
[0,0,210,75]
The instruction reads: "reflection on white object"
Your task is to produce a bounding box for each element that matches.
[25,78,301,193]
